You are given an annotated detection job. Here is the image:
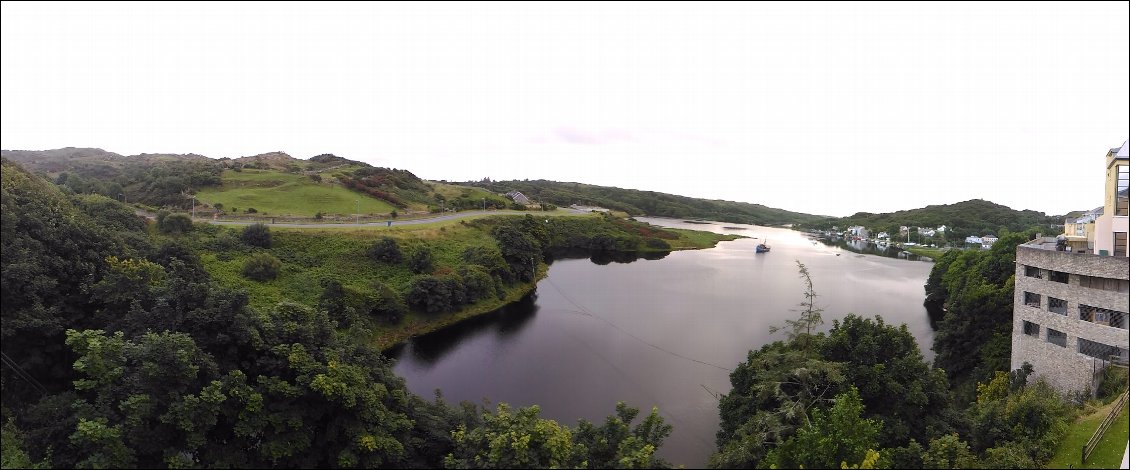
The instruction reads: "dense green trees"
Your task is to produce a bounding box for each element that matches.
[444,402,672,469]
[714,255,1080,469]
[926,232,1030,395]
[815,199,1058,242]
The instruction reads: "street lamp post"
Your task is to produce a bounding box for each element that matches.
[482,198,486,211]
[355,200,360,225]
[191,196,196,220]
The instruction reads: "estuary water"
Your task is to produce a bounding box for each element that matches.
[390,218,935,467]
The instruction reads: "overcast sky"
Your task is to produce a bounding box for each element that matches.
[2,2,1127,217]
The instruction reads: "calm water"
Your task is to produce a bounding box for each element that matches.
[389,218,935,467]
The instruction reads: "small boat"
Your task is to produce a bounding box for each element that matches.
[755,243,771,253]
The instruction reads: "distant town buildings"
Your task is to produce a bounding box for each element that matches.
[1010,139,1130,396]
[847,226,870,239]
[981,234,998,249]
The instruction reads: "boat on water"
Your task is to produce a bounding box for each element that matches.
[756,242,771,253]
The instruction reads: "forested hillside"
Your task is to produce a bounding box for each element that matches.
[0,159,678,468]
[812,199,1061,241]
[463,179,830,226]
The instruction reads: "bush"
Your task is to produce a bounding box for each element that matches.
[408,247,435,274]
[158,213,194,234]
[406,275,465,313]
[457,265,496,303]
[368,237,403,264]
[242,253,281,281]
[246,207,257,214]
[367,282,407,323]
[240,223,272,248]
[645,238,671,250]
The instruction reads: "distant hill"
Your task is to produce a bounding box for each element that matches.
[461,179,830,226]
[0,148,444,215]
[816,199,1062,241]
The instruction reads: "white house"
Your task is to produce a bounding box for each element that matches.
[847,226,870,238]
[919,228,937,237]
[899,226,910,234]
[877,231,890,240]
[982,234,999,249]
[937,225,947,232]
[966,235,983,245]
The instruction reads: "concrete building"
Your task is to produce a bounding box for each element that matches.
[1012,139,1130,395]
[1094,140,1128,257]
[1010,242,1129,393]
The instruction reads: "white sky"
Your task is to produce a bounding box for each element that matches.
[2,1,1127,217]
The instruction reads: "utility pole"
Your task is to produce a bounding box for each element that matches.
[355,199,360,225]
[482,197,486,211]
[192,196,196,219]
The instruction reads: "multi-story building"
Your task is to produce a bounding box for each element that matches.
[1094,140,1128,257]
[1011,140,1130,394]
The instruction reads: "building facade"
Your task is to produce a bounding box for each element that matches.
[1094,140,1128,257]
[1011,139,1130,395]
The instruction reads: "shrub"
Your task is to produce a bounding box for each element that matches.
[457,265,495,303]
[408,247,435,274]
[645,237,671,250]
[368,237,403,264]
[240,223,272,248]
[406,275,465,313]
[246,207,257,214]
[242,253,281,281]
[367,282,407,323]
[158,213,194,234]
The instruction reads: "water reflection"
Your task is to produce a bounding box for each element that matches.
[391,293,540,365]
[546,248,671,264]
[815,237,933,262]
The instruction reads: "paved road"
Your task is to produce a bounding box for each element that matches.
[199,209,589,228]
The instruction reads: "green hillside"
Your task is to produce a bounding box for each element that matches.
[195,169,396,217]
[813,199,1062,241]
[462,179,830,226]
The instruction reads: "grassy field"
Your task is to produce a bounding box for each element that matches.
[903,245,950,260]
[1046,396,1129,469]
[188,213,738,349]
[195,169,396,217]
[429,181,511,207]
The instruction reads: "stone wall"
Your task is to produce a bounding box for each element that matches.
[1011,246,1130,394]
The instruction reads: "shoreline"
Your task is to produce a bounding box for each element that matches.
[372,241,739,351]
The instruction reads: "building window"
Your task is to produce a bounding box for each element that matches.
[1023,321,1040,337]
[1079,276,1130,293]
[1117,164,1128,216]
[1078,337,1122,360]
[1049,270,1069,283]
[1080,304,1128,329]
[1116,232,1127,257]
[1024,292,1041,308]
[1024,266,1042,278]
[1049,297,1067,315]
[1047,328,1067,347]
